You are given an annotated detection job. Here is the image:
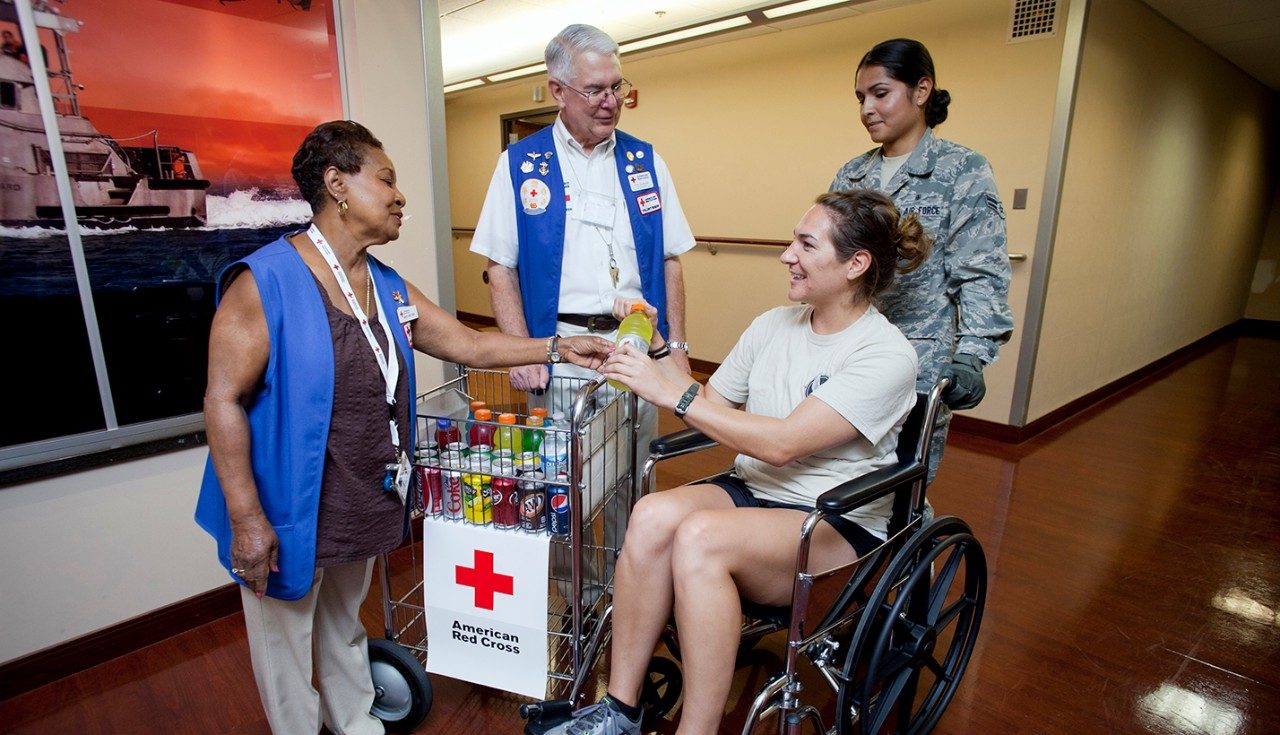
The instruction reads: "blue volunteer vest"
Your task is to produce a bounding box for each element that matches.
[194,236,416,601]
[507,126,668,339]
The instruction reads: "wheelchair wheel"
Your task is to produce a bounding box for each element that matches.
[641,655,683,721]
[834,516,986,735]
[368,638,433,733]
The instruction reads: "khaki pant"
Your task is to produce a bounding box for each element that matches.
[240,557,383,735]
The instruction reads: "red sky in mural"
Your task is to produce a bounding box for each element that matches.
[37,0,343,193]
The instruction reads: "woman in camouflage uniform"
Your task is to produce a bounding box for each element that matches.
[830,38,1014,482]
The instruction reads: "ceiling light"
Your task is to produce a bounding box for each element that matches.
[763,0,852,19]
[443,79,485,94]
[619,16,752,54]
[487,63,547,83]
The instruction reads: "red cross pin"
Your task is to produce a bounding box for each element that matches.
[455,549,514,610]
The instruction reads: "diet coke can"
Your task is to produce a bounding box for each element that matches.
[442,469,465,520]
[548,472,571,535]
[423,464,443,515]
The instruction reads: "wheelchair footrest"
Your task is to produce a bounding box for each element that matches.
[521,699,575,735]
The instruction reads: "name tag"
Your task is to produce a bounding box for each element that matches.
[397,305,419,323]
[575,188,616,228]
[627,170,654,192]
[636,191,661,215]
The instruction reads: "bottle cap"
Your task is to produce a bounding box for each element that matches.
[475,409,492,421]
[497,413,517,425]
[629,303,646,314]
[530,407,549,418]
[525,416,543,427]
[437,418,452,428]
[469,400,486,411]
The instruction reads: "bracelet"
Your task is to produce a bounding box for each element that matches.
[673,381,700,418]
[648,345,671,360]
[668,341,689,352]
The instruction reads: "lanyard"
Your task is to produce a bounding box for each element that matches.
[306,224,401,450]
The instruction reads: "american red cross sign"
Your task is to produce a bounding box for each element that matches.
[455,549,514,610]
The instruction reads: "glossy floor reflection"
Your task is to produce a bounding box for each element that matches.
[1,337,1276,734]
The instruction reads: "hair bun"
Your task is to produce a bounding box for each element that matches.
[925,88,950,128]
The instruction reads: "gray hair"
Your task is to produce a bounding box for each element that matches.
[545,24,619,84]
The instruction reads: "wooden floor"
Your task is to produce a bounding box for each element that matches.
[2,336,1278,734]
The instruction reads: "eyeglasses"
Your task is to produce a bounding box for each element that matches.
[555,79,633,107]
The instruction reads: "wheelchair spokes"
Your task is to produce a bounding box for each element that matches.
[837,516,987,735]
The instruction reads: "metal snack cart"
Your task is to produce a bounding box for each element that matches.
[368,366,639,732]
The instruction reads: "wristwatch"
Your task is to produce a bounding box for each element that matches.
[546,335,562,364]
[668,341,689,352]
[673,382,700,418]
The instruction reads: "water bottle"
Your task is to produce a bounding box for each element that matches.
[469,408,495,447]
[523,415,544,455]
[495,413,523,454]
[541,411,570,476]
[465,400,487,442]
[608,303,653,391]
[435,418,461,450]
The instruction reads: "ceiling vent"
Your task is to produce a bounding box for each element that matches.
[1008,0,1059,43]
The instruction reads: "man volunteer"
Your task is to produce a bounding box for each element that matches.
[470,24,696,567]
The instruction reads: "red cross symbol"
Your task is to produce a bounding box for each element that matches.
[455,549,514,610]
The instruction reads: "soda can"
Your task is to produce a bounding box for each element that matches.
[490,448,515,466]
[442,470,465,520]
[422,464,443,515]
[470,443,493,462]
[443,441,468,466]
[514,451,540,475]
[548,472,571,535]
[518,471,547,533]
[491,475,519,529]
[462,456,493,525]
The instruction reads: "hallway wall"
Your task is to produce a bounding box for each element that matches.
[445,0,1065,426]
[1028,0,1276,420]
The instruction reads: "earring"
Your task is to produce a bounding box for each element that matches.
[337,199,349,217]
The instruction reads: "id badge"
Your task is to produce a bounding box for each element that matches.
[575,189,616,229]
[393,451,411,505]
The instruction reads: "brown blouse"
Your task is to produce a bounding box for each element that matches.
[312,274,413,567]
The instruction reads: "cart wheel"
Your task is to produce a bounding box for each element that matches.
[834,516,986,735]
[640,655,683,721]
[368,638,432,733]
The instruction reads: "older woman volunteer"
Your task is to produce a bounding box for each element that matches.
[195,121,611,734]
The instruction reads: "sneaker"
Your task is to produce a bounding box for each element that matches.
[544,700,641,735]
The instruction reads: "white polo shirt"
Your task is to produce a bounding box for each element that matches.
[470,117,696,315]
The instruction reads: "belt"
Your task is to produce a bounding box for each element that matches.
[557,313,620,332]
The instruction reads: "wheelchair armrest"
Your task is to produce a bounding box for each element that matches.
[816,461,925,515]
[649,428,719,459]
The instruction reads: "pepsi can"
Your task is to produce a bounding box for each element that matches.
[548,472,571,535]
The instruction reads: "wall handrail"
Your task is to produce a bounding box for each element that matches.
[454,228,1027,262]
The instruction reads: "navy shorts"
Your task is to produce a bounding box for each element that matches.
[705,473,881,557]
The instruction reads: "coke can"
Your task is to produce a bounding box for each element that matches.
[518,471,547,533]
[423,464,443,515]
[548,472,571,535]
[442,470,465,520]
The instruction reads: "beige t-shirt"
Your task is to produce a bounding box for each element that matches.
[709,305,918,537]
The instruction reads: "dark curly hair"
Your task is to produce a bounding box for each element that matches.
[291,120,385,214]
[857,38,951,128]
[813,190,931,302]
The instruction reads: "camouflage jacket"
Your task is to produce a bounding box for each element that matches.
[830,129,1013,389]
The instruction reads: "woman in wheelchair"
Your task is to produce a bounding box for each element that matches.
[546,189,930,735]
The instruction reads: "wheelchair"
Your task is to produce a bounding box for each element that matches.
[523,378,987,735]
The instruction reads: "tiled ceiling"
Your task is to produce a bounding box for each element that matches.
[1140,0,1280,89]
